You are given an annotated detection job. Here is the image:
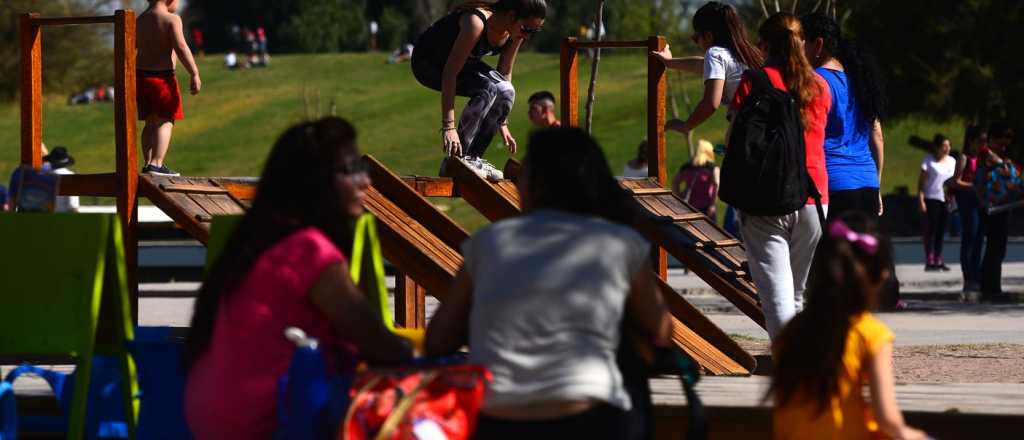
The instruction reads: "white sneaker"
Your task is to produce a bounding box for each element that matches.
[474,158,504,181]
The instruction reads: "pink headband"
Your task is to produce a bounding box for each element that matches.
[829,220,879,255]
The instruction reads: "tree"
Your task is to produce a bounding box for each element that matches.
[847,0,1024,137]
[0,0,121,99]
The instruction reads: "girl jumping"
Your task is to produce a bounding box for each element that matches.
[770,213,928,440]
[412,0,547,181]
[652,1,762,134]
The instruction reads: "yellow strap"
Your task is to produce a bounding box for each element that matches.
[349,214,394,330]
[373,371,441,440]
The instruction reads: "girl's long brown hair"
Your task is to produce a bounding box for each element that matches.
[759,13,822,125]
[453,0,547,19]
[692,2,763,68]
[768,213,892,415]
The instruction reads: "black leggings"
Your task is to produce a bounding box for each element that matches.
[412,57,515,158]
[923,199,948,263]
[474,404,626,440]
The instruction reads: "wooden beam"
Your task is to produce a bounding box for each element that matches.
[648,36,669,280]
[446,159,521,222]
[160,183,230,195]
[364,155,469,250]
[20,13,42,169]
[216,181,258,201]
[394,274,427,329]
[138,176,211,244]
[560,37,579,128]
[58,173,118,196]
[30,16,116,26]
[114,10,139,321]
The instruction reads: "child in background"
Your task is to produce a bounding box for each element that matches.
[621,139,649,178]
[917,134,956,271]
[136,0,201,177]
[770,213,928,440]
[652,1,762,135]
[672,139,719,219]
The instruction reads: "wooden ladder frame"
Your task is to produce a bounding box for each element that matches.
[560,36,670,278]
[20,11,140,320]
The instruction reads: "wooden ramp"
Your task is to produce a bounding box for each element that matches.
[138,175,249,244]
[446,157,521,221]
[442,163,753,375]
[140,173,461,304]
[620,178,766,329]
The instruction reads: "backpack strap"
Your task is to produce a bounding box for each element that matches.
[745,68,775,96]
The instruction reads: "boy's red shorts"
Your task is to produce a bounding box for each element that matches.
[136,69,184,121]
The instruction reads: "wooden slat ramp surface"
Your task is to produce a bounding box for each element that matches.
[138,175,248,244]
[442,164,752,375]
[620,178,767,329]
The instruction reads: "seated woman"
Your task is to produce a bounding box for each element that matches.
[183,117,413,439]
[426,127,672,439]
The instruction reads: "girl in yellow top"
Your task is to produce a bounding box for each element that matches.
[769,213,929,440]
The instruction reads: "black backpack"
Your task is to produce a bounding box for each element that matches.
[720,69,824,220]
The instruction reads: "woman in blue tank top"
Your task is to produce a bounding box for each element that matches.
[801,13,888,218]
[412,1,546,181]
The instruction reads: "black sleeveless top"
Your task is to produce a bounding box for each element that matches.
[414,9,511,67]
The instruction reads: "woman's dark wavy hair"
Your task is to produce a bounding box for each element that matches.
[521,127,634,225]
[801,13,887,123]
[768,212,893,415]
[933,133,950,153]
[963,125,986,156]
[182,117,363,370]
[455,0,547,20]
[693,2,763,68]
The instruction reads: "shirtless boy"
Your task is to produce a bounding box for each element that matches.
[137,0,200,176]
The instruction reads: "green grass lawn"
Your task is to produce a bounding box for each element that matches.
[0,52,963,230]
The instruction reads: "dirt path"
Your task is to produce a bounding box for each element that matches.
[734,337,1024,383]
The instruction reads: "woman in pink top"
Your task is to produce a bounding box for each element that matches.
[183,117,412,439]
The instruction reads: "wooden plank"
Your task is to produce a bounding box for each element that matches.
[364,155,469,251]
[560,37,579,127]
[20,13,42,169]
[655,277,754,374]
[398,177,457,198]
[629,188,674,196]
[138,175,211,244]
[446,158,521,221]
[115,10,139,321]
[214,180,258,201]
[648,35,668,186]
[31,16,116,26]
[394,274,427,329]
[159,183,230,195]
[57,173,117,196]
[185,178,245,215]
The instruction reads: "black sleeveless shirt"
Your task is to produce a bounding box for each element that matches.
[414,9,511,67]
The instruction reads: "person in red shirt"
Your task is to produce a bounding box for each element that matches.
[727,13,831,340]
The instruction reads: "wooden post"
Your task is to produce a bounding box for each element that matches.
[560,37,579,127]
[394,274,427,329]
[648,36,669,279]
[114,10,140,321]
[20,13,42,169]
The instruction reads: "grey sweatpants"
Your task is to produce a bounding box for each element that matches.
[740,204,826,340]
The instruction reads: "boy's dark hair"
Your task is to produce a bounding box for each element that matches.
[522,127,634,225]
[768,212,893,416]
[990,121,1016,140]
[693,2,763,68]
[933,133,949,150]
[183,117,362,371]
[801,13,888,123]
[528,90,556,106]
[456,0,547,20]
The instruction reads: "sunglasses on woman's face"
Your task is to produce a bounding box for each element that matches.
[521,25,542,35]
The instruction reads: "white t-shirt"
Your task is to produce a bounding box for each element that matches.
[703,46,748,107]
[463,210,650,411]
[920,154,956,202]
[53,167,80,213]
